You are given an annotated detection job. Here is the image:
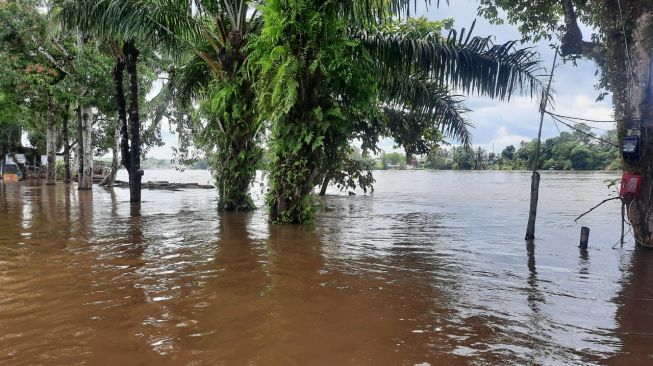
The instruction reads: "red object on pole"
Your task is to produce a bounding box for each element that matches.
[620,173,642,198]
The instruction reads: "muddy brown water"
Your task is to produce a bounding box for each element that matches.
[1,170,651,365]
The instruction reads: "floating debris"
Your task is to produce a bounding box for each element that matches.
[112,180,214,190]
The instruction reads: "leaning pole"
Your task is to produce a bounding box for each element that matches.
[525,48,558,240]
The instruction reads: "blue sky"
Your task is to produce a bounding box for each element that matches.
[147,0,615,159]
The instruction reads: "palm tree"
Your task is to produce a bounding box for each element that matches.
[59,0,264,210]
[58,0,148,201]
[163,0,264,211]
[252,0,544,223]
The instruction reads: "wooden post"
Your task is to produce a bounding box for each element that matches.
[525,171,540,240]
[525,48,558,240]
[580,226,590,249]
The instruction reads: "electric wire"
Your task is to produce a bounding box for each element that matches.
[548,114,620,148]
[545,111,624,124]
[551,113,611,132]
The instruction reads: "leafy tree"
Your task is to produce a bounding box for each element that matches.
[473,147,487,170]
[424,144,453,169]
[0,0,62,181]
[501,145,516,160]
[1,0,117,187]
[569,145,593,170]
[381,152,406,169]
[571,122,592,145]
[451,146,474,170]
[318,147,375,195]
[67,0,264,210]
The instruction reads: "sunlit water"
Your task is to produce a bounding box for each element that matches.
[1,170,651,365]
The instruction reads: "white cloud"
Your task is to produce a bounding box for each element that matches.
[483,126,530,153]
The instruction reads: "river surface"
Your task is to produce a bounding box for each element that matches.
[1,170,651,365]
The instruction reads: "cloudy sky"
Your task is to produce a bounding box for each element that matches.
[147,0,614,159]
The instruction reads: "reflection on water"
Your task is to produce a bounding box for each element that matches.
[0,171,651,365]
[608,248,653,365]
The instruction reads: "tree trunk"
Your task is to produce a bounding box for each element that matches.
[269,159,321,223]
[319,173,330,196]
[72,150,79,181]
[124,40,142,203]
[78,105,93,190]
[113,44,130,170]
[100,120,120,187]
[76,105,83,182]
[215,138,260,211]
[624,11,653,246]
[62,103,71,182]
[201,76,261,211]
[267,53,325,223]
[46,91,56,185]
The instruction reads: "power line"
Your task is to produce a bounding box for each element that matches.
[545,111,628,124]
[548,114,620,148]
[552,113,610,132]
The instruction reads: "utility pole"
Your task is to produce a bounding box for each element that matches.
[525,48,558,240]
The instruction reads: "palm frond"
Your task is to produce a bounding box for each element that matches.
[354,26,543,101]
[168,52,213,106]
[57,0,204,51]
[335,0,442,25]
[381,78,472,148]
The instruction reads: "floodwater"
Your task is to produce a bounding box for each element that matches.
[0,170,651,365]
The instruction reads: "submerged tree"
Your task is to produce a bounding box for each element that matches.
[58,0,162,201]
[165,0,264,211]
[251,0,542,223]
[476,0,653,245]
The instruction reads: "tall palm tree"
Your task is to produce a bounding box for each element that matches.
[58,0,154,201]
[164,0,264,211]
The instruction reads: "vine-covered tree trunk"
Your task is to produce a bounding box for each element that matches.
[78,105,93,190]
[267,80,324,224]
[123,40,143,203]
[46,90,56,185]
[208,80,261,212]
[215,132,260,211]
[261,1,351,224]
[621,11,653,246]
[62,103,71,182]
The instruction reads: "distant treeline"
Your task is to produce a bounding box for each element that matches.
[133,125,619,172]
[376,125,620,171]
